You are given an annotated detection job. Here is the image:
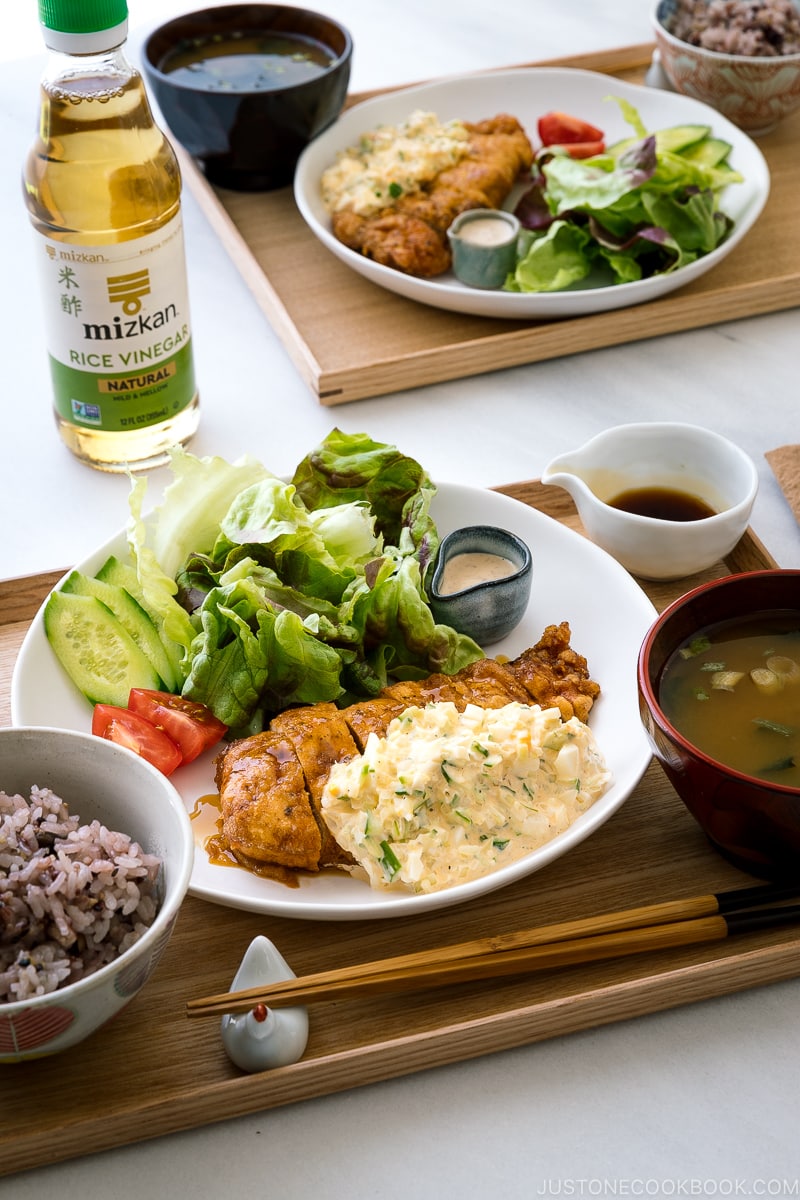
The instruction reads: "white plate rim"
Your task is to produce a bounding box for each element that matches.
[11,483,657,921]
[293,66,771,320]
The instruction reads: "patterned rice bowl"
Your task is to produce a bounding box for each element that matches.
[652,0,800,134]
[0,727,193,1062]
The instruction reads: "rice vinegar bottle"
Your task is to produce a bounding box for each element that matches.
[24,0,200,472]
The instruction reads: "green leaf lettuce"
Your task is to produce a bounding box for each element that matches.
[127,430,483,733]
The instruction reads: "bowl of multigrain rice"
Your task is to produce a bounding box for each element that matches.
[0,726,193,1062]
[652,0,800,134]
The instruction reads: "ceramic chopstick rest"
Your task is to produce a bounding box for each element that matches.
[221,936,309,1072]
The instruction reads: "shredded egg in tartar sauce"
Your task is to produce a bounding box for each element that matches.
[320,109,471,217]
[320,701,611,894]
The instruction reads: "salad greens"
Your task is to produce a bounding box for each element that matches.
[506,98,743,293]
[124,430,483,737]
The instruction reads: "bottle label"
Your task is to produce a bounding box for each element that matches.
[34,214,197,432]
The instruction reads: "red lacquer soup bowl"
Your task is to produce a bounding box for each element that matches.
[637,570,800,878]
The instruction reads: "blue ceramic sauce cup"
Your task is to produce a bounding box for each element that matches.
[447,209,521,289]
[427,525,532,645]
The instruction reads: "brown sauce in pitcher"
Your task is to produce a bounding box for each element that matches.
[607,486,716,522]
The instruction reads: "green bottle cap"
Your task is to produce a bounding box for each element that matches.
[38,0,129,52]
[38,0,128,34]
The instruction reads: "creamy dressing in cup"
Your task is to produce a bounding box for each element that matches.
[447,209,521,289]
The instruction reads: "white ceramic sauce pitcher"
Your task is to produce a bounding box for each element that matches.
[541,423,758,580]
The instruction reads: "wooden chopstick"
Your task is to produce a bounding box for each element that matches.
[186,883,800,1018]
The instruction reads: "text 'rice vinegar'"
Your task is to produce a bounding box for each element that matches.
[23,0,200,472]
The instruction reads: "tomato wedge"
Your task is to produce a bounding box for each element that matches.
[537,111,605,148]
[545,139,606,160]
[127,689,228,765]
[92,704,183,776]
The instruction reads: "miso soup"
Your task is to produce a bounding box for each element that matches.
[659,612,800,788]
[161,32,335,92]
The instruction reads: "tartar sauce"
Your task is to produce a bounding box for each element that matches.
[321,700,611,894]
[438,551,517,595]
[320,110,470,217]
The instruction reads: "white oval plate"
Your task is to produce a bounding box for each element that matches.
[12,484,656,921]
[294,67,770,319]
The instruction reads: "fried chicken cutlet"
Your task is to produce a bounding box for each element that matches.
[331,114,534,278]
[215,623,600,878]
[215,733,323,873]
[509,620,601,723]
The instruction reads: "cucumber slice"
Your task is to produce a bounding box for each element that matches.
[95,555,184,685]
[60,569,177,691]
[95,554,142,593]
[44,590,162,707]
[707,162,743,186]
[655,124,712,154]
[680,136,734,168]
[608,124,712,158]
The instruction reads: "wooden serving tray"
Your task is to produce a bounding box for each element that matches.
[178,43,800,405]
[0,480,795,1177]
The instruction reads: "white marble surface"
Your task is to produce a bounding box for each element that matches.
[2,1,800,1196]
